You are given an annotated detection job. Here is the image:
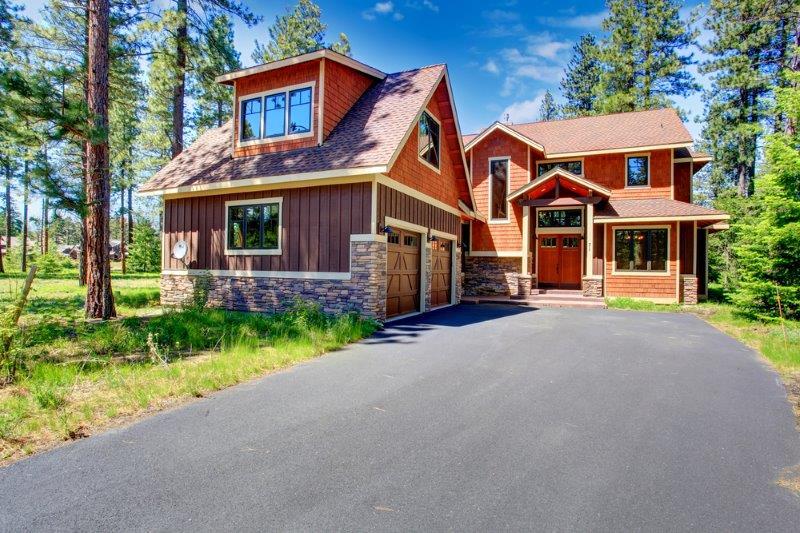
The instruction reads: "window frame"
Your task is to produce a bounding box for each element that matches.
[534,157,585,177]
[488,156,511,224]
[611,225,670,276]
[535,206,585,235]
[417,110,442,173]
[625,153,650,188]
[240,97,263,142]
[236,81,315,148]
[224,197,283,256]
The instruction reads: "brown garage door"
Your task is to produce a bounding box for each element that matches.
[430,239,452,308]
[386,229,421,318]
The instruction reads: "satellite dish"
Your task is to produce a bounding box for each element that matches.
[172,240,188,261]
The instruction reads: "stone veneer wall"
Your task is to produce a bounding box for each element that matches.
[582,277,603,298]
[463,256,521,296]
[161,239,388,320]
[680,275,698,305]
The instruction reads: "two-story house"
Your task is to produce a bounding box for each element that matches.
[462,110,729,304]
[139,51,728,320]
[139,50,477,321]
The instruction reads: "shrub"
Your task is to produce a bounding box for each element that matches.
[127,223,161,273]
[31,252,75,275]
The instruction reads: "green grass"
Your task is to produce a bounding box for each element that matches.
[607,286,800,373]
[0,301,378,463]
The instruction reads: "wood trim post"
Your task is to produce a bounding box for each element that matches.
[585,202,594,275]
[521,205,530,275]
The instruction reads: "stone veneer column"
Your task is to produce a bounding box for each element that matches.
[455,246,463,302]
[680,275,698,305]
[517,274,532,297]
[581,276,603,297]
[423,241,433,312]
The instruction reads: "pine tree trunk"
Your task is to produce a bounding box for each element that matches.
[217,100,223,127]
[120,187,126,275]
[85,0,115,319]
[0,158,8,274]
[788,18,800,136]
[21,166,28,273]
[42,197,49,255]
[127,185,133,245]
[79,219,87,286]
[171,0,188,158]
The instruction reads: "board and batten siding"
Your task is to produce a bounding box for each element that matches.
[377,184,460,238]
[163,182,372,273]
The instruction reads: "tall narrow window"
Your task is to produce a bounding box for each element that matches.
[288,87,312,134]
[626,155,649,187]
[418,111,440,169]
[241,97,262,141]
[265,93,286,137]
[490,158,509,221]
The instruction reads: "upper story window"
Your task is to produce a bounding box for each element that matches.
[538,209,582,228]
[537,160,582,176]
[238,83,314,146]
[418,111,440,170]
[489,157,510,222]
[626,155,649,187]
[226,198,282,255]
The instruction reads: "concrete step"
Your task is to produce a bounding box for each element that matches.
[461,295,607,309]
[525,298,607,309]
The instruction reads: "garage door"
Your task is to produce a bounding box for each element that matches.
[430,239,452,308]
[386,229,421,318]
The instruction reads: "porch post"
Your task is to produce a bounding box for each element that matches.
[585,202,594,275]
[521,205,530,275]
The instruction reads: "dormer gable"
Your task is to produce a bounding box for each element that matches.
[215,50,385,158]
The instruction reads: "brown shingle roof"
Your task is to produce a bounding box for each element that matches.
[139,64,446,193]
[464,108,693,156]
[595,198,727,220]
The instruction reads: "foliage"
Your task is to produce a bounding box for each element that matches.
[594,0,698,114]
[560,34,601,117]
[126,222,161,273]
[537,90,559,121]
[30,252,74,275]
[251,0,350,63]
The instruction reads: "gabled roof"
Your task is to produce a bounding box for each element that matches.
[463,122,544,153]
[595,198,729,222]
[465,108,694,158]
[507,167,612,202]
[140,64,469,197]
[215,49,386,85]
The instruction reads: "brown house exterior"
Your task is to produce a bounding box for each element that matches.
[140,50,474,321]
[140,50,728,320]
[462,110,729,304]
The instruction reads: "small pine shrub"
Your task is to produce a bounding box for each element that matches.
[127,223,161,273]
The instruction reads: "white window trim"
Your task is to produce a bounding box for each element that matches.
[488,156,511,224]
[236,81,316,148]
[534,205,585,236]
[417,109,442,174]
[611,224,670,276]
[224,197,283,256]
[534,157,585,177]
[625,153,651,188]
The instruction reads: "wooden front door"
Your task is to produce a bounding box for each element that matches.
[386,229,421,318]
[430,239,452,308]
[537,235,582,289]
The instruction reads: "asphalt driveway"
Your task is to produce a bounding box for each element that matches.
[2,305,800,531]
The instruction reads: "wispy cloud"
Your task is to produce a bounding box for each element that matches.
[482,59,500,75]
[537,10,607,29]
[363,1,405,21]
[406,0,439,12]
[375,1,394,13]
[500,91,546,123]
[526,34,572,60]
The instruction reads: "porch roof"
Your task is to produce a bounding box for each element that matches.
[507,167,612,202]
[594,198,729,223]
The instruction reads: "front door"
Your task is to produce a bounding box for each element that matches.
[537,235,581,289]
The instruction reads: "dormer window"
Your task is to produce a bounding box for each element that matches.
[418,110,440,171]
[237,82,315,146]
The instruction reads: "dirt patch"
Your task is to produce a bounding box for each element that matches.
[778,463,800,496]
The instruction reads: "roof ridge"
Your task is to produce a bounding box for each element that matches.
[509,107,677,128]
[388,63,446,76]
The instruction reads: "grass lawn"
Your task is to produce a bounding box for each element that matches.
[0,270,378,464]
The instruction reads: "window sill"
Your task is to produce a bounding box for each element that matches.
[225,249,282,256]
[487,218,511,225]
[624,184,650,189]
[418,157,441,174]
[611,270,670,277]
[237,131,313,148]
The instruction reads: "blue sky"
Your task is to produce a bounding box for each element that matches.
[21,0,709,138]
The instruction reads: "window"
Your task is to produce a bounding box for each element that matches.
[538,209,582,228]
[403,235,418,247]
[541,237,557,248]
[387,233,400,244]
[226,200,281,253]
[537,160,582,176]
[626,155,649,187]
[418,111,440,169]
[288,88,312,134]
[241,98,262,141]
[614,228,668,272]
[489,158,509,221]
[237,84,313,145]
[265,93,286,137]
[563,237,579,248]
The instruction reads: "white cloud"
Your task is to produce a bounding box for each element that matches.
[483,9,519,22]
[537,10,607,29]
[482,59,500,75]
[526,34,572,60]
[514,64,564,81]
[374,1,394,13]
[393,11,404,20]
[500,92,546,123]
[361,11,376,20]
[422,0,439,12]
[405,0,439,11]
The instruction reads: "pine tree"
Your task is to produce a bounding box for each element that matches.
[699,0,793,196]
[595,0,697,113]
[538,90,559,121]
[560,34,601,117]
[251,0,351,64]
[191,15,240,133]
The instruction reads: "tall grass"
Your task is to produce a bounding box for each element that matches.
[0,301,378,463]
